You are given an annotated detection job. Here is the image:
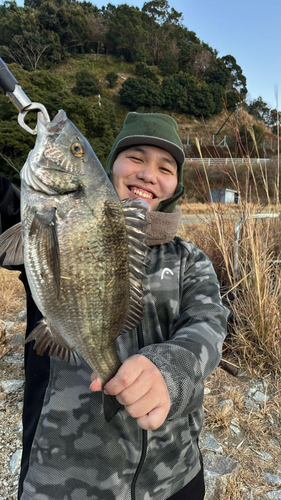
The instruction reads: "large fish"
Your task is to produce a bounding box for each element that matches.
[0,109,149,421]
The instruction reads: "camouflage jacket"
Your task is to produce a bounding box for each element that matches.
[20,222,228,500]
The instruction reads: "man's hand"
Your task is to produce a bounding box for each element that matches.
[90,354,170,430]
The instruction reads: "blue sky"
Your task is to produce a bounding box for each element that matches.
[14,0,281,109]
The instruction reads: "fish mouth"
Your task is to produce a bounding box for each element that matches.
[38,109,67,135]
[128,186,156,200]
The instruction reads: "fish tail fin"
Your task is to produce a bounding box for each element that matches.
[103,393,123,423]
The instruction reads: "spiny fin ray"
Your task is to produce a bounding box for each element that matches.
[121,198,150,333]
[0,223,23,266]
[26,319,81,366]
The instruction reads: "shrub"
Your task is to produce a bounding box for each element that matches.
[73,70,102,97]
[119,77,164,109]
[135,62,159,83]
[106,71,118,88]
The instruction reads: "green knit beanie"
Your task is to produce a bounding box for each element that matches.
[105,112,185,213]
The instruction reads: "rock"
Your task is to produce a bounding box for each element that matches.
[5,321,16,331]
[202,433,224,454]
[17,310,27,322]
[267,491,281,500]
[0,379,24,393]
[203,451,239,499]
[252,379,269,391]
[13,334,24,346]
[246,379,269,402]
[204,387,211,395]
[262,473,281,486]
[253,390,270,402]
[17,419,23,434]
[10,449,22,475]
[203,451,239,475]
[244,398,261,413]
[218,398,234,408]
[3,352,24,365]
[204,471,218,500]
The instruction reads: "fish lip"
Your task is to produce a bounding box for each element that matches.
[128,185,156,199]
[38,109,67,134]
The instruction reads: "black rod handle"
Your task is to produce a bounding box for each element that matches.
[0,58,18,93]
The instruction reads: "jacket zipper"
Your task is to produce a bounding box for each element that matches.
[131,324,148,500]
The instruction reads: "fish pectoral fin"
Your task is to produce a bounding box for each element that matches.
[0,222,23,266]
[30,208,61,296]
[26,319,81,366]
[121,199,150,332]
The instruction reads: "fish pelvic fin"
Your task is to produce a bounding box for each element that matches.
[26,319,81,366]
[29,207,61,297]
[0,222,23,266]
[121,198,150,332]
[102,393,123,423]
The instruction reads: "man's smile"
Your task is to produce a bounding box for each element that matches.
[128,185,155,200]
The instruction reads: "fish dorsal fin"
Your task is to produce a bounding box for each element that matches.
[121,198,150,332]
[0,222,23,266]
[26,319,81,366]
[29,207,61,297]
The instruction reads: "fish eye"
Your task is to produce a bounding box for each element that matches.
[71,142,84,157]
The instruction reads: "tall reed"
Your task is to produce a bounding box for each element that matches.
[180,129,281,376]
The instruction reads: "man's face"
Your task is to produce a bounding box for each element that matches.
[112,145,178,211]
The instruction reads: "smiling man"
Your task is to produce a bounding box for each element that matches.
[112,145,178,211]
[87,112,229,499]
[17,112,228,500]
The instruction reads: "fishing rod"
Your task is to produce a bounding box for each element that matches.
[0,57,50,135]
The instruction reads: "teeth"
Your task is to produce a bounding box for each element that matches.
[131,188,153,199]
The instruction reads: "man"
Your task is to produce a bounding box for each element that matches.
[2,112,228,500]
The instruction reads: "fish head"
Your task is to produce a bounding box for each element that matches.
[21,109,104,195]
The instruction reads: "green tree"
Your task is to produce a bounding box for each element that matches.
[221,55,247,96]
[247,96,271,122]
[162,72,215,117]
[158,40,179,75]
[106,71,118,88]
[73,70,102,97]
[142,0,182,25]
[135,62,159,83]
[208,83,225,114]
[204,57,230,88]
[119,77,164,109]
[106,4,149,62]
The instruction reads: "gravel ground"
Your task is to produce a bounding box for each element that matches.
[0,348,25,500]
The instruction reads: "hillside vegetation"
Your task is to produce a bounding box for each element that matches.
[0,0,278,183]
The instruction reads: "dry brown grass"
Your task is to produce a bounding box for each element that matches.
[0,268,25,321]
[0,268,26,357]
[179,126,281,379]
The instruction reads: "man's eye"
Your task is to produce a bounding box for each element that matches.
[160,167,172,173]
[129,156,142,161]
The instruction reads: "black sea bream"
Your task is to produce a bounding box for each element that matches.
[0,110,149,420]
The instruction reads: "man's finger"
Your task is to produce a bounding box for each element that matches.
[114,371,153,406]
[136,406,168,431]
[104,355,144,395]
[89,377,102,392]
[121,388,159,418]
